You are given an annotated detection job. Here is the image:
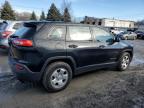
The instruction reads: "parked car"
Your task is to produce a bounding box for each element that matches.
[9,21,133,92]
[111,29,124,35]
[135,31,144,39]
[118,31,137,40]
[0,21,23,50]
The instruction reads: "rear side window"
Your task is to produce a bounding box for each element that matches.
[13,26,36,39]
[68,26,92,41]
[48,26,66,40]
[92,27,114,44]
[0,22,7,30]
[13,23,23,30]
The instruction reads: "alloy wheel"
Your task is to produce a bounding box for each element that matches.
[121,55,130,70]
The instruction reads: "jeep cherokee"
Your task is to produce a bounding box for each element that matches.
[8,21,133,92]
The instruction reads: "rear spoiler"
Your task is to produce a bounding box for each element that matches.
[24,22,45,31]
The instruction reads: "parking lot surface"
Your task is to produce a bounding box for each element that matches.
[0,50,11,76]
[0,40,144,108]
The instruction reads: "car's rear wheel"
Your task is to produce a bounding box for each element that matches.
[43,62,72,92]
[117,52,131,71]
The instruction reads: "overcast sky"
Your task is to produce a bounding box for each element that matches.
[0,0,144,21]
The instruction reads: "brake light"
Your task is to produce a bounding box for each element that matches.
[13,39,33,47]
[2,31,13,38]
[15,64,24,70]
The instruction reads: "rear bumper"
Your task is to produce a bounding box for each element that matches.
[8,57,42,82]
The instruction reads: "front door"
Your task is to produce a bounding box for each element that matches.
[91,27,121,64]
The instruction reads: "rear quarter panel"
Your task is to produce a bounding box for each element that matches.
[33,24,66,70]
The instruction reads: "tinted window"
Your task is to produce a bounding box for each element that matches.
[136,31,144,34]
[68,26,92,41]
[48,27,66,40]
[0,22,7,30]
[92,27,114,44]
[13,26,36,38]
[13,23,23,30]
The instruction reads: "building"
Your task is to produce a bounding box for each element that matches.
[82,16,135,28]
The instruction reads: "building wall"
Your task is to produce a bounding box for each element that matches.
[82,17,135,28]
[103,19,135,28]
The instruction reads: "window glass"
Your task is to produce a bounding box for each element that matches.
[48,27,65,40]
[92,27,114,44]
[13,23,23,30]
[0,22,7,30]
[13,26,36,38]
[69,26,92,41]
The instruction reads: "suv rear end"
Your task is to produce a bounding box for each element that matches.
[9,22,41,82]
[9,21,63,82]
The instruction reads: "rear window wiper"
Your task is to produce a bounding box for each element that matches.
[10,35,19,38]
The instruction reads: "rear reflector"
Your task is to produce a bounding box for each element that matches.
[2,31,13,38]
[13,39,33,47]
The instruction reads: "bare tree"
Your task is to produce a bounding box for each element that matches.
[61,0,73,22]
[61,0,72,12]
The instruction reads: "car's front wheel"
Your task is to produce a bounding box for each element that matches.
[43,62,72,92]
[117,52,131,71]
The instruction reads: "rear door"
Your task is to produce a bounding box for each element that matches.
[66,26,94,67]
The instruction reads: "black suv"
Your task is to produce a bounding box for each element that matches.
[9,21,133,92]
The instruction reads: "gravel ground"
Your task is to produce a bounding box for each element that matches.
[0,49,11,77]
[0,40,144,108]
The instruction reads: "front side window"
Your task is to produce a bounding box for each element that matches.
[68,26,92,41]
[92,27,114,44]
[48,27,66,40]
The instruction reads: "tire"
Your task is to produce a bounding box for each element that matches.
[117,52,131,71]
[125,36,128,40]
[43,62,72,92]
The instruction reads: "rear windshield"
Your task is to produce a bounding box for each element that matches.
[13,26,36,39]
[13,23,23,30]
[0,22,7,30]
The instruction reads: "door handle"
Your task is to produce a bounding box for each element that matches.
[99,45,105,48]
[68,44,78,48]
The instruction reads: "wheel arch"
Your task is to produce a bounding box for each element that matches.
[121,49,133,61]
[40,56,77,80]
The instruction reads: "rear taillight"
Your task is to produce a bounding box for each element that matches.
[2,31,13,38]
[15,64,24,70]
[13,39,33,47]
